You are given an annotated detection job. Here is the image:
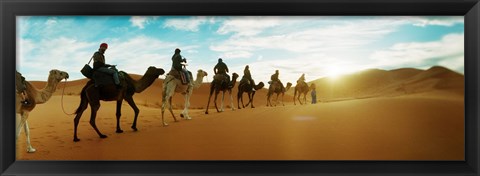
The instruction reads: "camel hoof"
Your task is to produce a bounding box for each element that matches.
[27,148,36,153]
[74,138,80,142]
[186,117,192,120]
[205,111,209,114]
[131,126,138,131]
[100,135,108,138]
[116,129,124,133]
[180,114,184,118]
[163,123,169,127]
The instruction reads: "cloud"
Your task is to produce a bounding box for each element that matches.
[210,17,398,59]
[409,16,463,27]
[17,37,96,81]
[163,16,214,32]
[130,16,158,29]
[369,33,464,73]
[45,17,58,26]
[220,51,253,59]
[216,16,282,36]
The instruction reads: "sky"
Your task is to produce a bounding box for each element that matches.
[16,16,464,84]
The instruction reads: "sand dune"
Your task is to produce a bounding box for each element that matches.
[287,66,464,102]
[16,66,464,160]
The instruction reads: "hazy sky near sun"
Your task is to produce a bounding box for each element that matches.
[16,16,464,83]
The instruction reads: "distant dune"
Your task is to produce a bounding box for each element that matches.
[18,66,464,160]
[285,66,464,102]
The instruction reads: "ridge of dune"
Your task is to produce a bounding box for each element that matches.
[298,66,463,102]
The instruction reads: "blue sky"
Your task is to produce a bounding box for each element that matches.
[17,16,464,83]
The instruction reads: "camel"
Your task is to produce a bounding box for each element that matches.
[205,73,239,114]
[73,66,165,142]
[161,69,208,126]
[16,69,69,153]
[237,78,264,109]
[266,81,292,107]
[294,81,310,105]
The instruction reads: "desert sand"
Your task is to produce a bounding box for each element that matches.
[16,66,464,160]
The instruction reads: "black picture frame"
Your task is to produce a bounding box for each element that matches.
[1,0,478,175]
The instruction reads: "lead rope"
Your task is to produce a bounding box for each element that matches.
[61,79,76,115]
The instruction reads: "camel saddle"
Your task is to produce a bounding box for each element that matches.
[269,80,285,91]
[91,70,125,88]
[167,69,191,85]
[214,74,231,88]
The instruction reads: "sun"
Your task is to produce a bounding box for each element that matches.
[326,67,345,79]
[325,66,348,79]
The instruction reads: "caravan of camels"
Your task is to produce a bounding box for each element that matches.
[16,44,316,152]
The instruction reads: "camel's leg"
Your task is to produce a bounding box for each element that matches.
[243,92,248,107]
[168,96,178,122]
[115,100,124,133]
[266,93,271,107]
[16,113,26,140]
[245,93,251,107]
[161,84,170,127]
[181,89,192,120]
[281,93,285,106]
[214,90,220,112]
[125,96,140,131]
[237,91,243,109]
[303,93,307,105]
[73,102,88,142]
[205,85,215,114]
[16,112,35,152]
[161,95,169,127]
[23,120,36,153]
[298,93,303,105]
[275,93,280,107]
[229,90,235,111]
[184,94,191,119]
[245,92,253,107]
[294,90,297,105]
[250,91,256,108]
[220,91,225,112]
[89,101,107,139]
[180,94,187,118]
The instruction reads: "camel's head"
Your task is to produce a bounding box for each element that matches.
[197,69,208,77]
[147,66,165,77]
[232,72,239,80]
[257,82,265,89]
[286,82,293,89]
[50,69,69,81]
